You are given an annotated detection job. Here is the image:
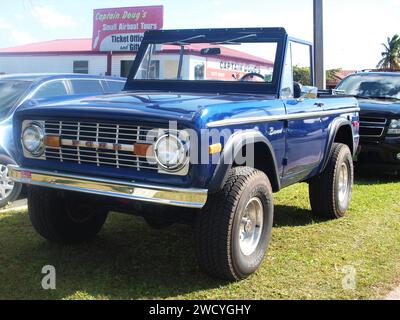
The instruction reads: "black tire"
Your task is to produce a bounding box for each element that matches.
[194,167,274,281]
[28,187,108,244]
[309,143,353,219]
[144,217,174,230]
[0,155,22,209]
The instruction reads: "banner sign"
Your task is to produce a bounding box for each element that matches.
[205,59,272,81]
[92,6,164,52]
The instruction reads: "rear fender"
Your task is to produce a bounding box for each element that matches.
[320,118,354,174]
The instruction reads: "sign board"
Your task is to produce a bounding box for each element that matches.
[92,6,163,52]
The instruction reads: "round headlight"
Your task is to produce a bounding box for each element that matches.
[22,124,44,156]
[390,119,400,129]
[154,134,188,171]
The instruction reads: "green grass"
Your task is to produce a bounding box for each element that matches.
[0,173,399,300]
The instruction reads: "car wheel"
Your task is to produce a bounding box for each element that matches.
[28,187,108,244]
[144,217,174,229]
[194,167,274,281]
[0,156,22,209]
[309,143,353,219]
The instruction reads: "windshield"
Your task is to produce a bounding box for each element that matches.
[134,41,277,84]
[0,80,32,119]
[337,74,400,100]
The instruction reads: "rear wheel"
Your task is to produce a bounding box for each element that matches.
[194,167,274,281]
[28,187,108,244]
[309,143,353,219]
[0,156,22,209]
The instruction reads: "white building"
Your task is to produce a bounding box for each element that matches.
[0,39,135,77]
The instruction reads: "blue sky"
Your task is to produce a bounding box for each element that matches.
[0,0,399,69]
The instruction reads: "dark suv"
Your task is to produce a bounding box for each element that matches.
[337,72,400,172]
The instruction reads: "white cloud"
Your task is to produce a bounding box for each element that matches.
[0,17,12,29]
[10,30,36,44]
[15,13,24,21]
[0,16,36,45]
[32,5,76,28]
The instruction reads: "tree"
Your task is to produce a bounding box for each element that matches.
[293,65,343,87]
[377,34,400,70]
[293,65,312,85]
[326,68,342,82]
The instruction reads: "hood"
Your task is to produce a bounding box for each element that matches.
[15,91,277,128]
[359,98,400,117]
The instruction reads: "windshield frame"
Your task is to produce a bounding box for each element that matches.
[337,73,400,100]
[0,79,33,120]
[125,28,288,95]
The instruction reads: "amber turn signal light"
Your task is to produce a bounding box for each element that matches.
[43,135,60,148]
[134,143,152,157]
[209,143,222,155]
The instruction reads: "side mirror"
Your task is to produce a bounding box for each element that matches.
[300,86,318,99]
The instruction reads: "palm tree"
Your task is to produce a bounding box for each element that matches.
[377,34,400,70]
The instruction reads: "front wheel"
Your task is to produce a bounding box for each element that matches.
[309,143,354,219]
[194,167,274,281]
[28,187,108,244]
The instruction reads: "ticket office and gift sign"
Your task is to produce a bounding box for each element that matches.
[92,6,164,52]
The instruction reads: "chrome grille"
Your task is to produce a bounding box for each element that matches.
[359,116,387,137]
[44,120,159,171]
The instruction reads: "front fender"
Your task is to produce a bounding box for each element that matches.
[208,129,281,193]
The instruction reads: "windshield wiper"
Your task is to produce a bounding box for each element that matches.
[211,33,257,45]
[163,34,206,46]
[160,35,206,80]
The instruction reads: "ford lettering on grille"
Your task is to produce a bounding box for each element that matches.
[44,121,159,171]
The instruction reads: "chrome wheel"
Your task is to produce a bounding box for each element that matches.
[239,197,264,256]
[0,164,14,202]
[338,162,350,205]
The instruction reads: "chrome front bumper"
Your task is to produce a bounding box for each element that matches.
[7,165,208,209]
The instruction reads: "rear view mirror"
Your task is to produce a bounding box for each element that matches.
[200,48,221,56]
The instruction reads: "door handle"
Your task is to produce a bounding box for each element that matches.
[314,102,324,108]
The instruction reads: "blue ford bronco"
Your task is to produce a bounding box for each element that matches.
[9,28,360,280]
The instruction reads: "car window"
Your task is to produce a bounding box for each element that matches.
[337,74,400,99]
[106,81,125,93]
[291,41,313,87]
[70,80,104,95]
[0,80,32,119]
[33,81,68,99]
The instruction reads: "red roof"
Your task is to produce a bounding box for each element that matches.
[0,39,93,53]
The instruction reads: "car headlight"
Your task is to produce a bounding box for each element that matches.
[22,123,45,156]
[154,133,188,171]
[388,119,400,135]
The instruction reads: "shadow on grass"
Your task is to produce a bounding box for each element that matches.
[273,168,400,228]
[0,212,228,300]
[273,205,318,228]
[355,168,399,186]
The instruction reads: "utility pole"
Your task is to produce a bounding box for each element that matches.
[313,0,326,89]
